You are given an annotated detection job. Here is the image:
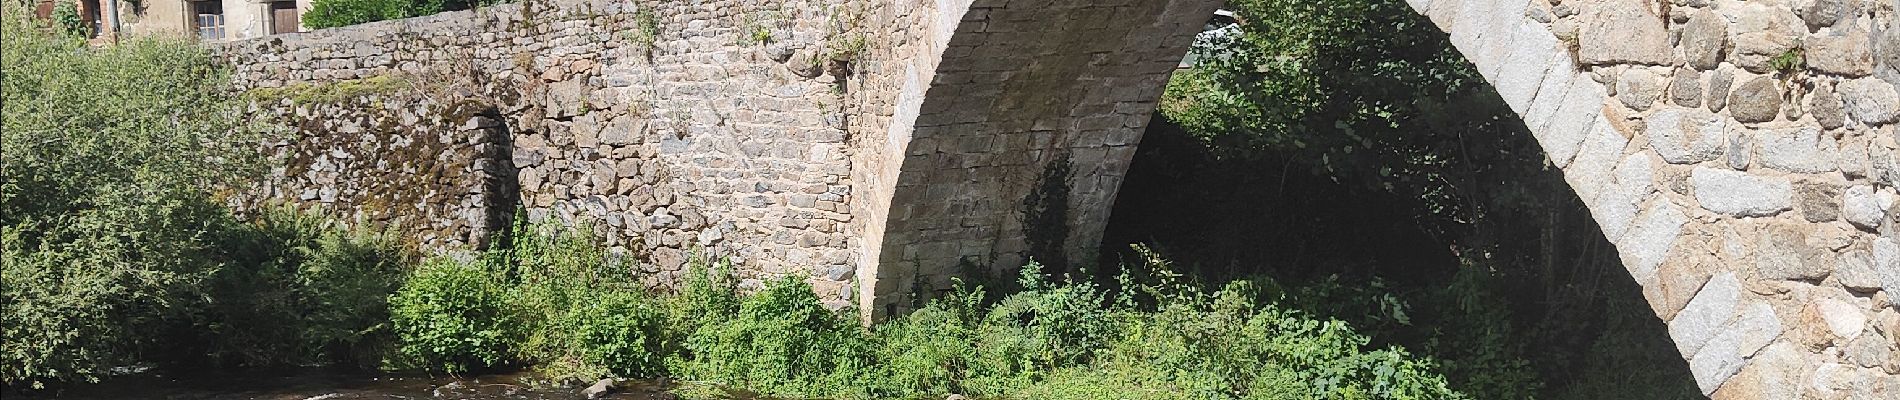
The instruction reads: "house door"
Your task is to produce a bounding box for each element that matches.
[270,2,299,34]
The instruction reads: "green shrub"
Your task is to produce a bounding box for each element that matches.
[960,264,1117,394]
[50,0,83,36]
[1015,283,1465,400]
[668,257,741,334]
[560,291,667,379]
[859,259,1466,400]
[499,221,666,382]
[191,208,409,368]
[675,276,875,398]
[302,0,421,29]
[1,10,262,388]
[380,220,662,382]
[626,9,660,53]
[389,256,517,373]
[1,221,211,388]
[870,285,983,396]
[300,0,508,29]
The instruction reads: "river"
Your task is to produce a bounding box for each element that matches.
[6,369,685,400]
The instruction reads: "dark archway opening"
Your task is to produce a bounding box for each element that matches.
[1097,1,1702,398]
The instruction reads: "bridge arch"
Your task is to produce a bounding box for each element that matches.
[866,0,1900,396]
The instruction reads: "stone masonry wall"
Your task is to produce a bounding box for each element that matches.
[233,91,513,249]
[1408,0,1898,397]
[219,0,883,306]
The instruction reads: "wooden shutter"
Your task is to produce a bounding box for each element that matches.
[270,2,299,35]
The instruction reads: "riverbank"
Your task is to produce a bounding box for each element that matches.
[5,369,681,400]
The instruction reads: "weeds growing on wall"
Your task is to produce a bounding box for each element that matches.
[626,9,661,56]
[736,11,777,46]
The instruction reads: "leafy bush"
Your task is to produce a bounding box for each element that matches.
[0,10,262,388]
[674,276,875,398]
[559,291,667,379]
[301,0,437,29]
[869,261,1464,400]
[960,264,1117,394]
[505,222,665,381]
[389,257,516,373]
[382,220,669,382]
[301,0,508,29]
[191,208,409,369]
[869,287,982,395]
[50,0,83,36]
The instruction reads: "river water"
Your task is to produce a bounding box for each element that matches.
[6,370,683,400]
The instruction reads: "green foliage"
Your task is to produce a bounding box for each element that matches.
[300,0,504,30]
[1162,0,1515,238]
[862,258,1465,400]
[558,291,667,379]
[961,264,1116,392]
[1411,268,1541,399]
[505,222,664,382]
[389,256,516,373]
[0,12,265,388]
[626,9,660,54]
[670,257,742,335]
[1771,47,1805,74]
[383,220,668,382]
[1,9,260,231]
[868,288,983,395]
[820,5,867,68]
[191,207,410,369]
[301,0,420,29]
[50,0,83,36]
[1019,303,1463,400]
[674,276,874,398]
[737,11,776,46]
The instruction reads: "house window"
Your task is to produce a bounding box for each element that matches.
[269,1,299,34]
[192,1,224,40]
[82,0,102,38]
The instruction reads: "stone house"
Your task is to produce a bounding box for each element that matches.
[31,0,313,41]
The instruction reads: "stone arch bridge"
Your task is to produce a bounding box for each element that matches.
[218,0,1897,396]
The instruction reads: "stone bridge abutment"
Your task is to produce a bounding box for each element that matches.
[223,0,1897,397]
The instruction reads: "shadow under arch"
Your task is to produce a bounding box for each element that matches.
[1099,1,1700,397]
